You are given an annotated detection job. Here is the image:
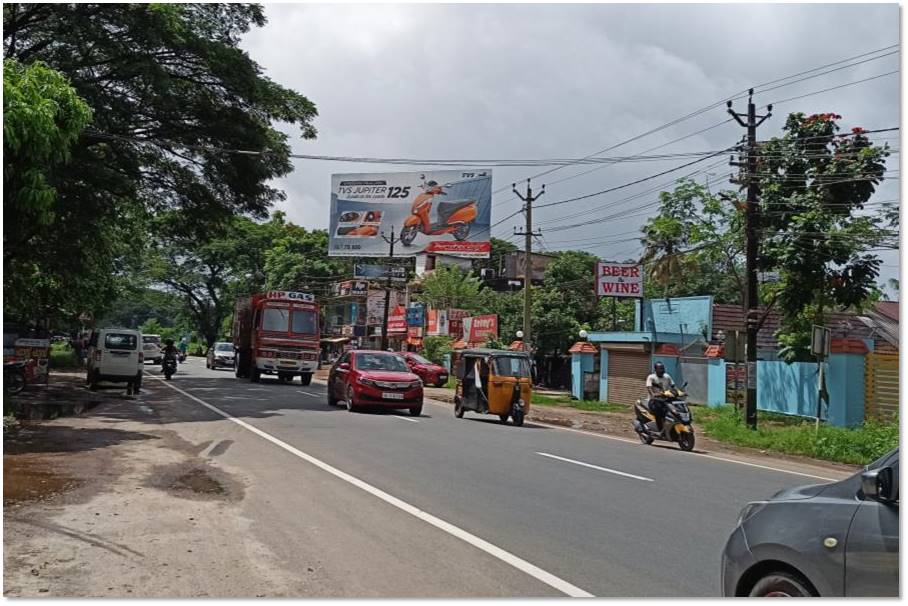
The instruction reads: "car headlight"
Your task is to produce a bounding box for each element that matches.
[737,501,769,526]
[410,380,422,389]
[357,376,377,387]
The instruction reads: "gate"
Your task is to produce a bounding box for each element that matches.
[679,357,709,404]
[865,353,899,420]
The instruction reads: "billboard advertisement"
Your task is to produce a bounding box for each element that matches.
[329,170,492,258]
[463,315,498,343]
[596,262,644,298]
[354,263,407,282]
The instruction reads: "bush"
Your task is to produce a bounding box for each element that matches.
[700,405,899,465]
[49,341,80,369]
[423,336,453,365]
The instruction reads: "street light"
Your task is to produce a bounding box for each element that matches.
[516,330,524,339]
[579,329,589,340]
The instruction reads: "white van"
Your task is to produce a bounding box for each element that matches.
[86,328,144,392]
[142,334,162,364]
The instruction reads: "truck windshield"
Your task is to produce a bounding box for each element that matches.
[291,310,317,334]
[262,308,290,332]
[492,357,530,378]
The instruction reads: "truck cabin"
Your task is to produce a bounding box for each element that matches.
[256,301,318,337]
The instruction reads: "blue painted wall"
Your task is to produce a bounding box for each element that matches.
[640,296,713,341]
[599,349,609,402]
[571,352,595,399]
[707,359,726,407]
[826,353,865,427]
[757,361,818,417]
[652,355,680,384]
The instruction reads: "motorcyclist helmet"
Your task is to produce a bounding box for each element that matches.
[654,362,665,377]
[165,338,175,346]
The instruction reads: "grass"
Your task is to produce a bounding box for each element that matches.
[531,393,629,413]
[49,342,81,369]
[696,405,898,466]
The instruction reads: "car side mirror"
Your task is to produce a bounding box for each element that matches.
[338,362,351,371]
[862,467,897,503]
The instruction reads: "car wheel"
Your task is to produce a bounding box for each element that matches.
[88,371,99,391]
[678,431,695,452]
[498,414,509,424]
[300,373,313,386]
[134,373,142,392]
[328,384,339,406]
[749,572,815,597]
[409,403,422,417]
[346,386,358,412]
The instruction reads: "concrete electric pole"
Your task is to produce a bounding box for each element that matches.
[512,179,544,353]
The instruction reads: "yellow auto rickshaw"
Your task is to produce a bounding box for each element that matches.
[452,348,532,426]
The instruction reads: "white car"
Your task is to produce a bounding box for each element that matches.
[86,328,144,392]
[142,334,162,364]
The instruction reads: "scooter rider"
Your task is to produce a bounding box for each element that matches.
[161,338,179,368]
[645,362,676,431]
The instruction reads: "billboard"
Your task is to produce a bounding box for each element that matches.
[354,263,407,282]
[596,262,644,298]
[329,170,492,258]
[463,314,498,343]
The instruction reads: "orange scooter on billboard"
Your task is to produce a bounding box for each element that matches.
[400,175,478,247]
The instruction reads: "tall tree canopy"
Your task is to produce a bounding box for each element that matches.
[3,3,317,323]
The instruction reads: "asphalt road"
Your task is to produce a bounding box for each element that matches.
[138,357,849,598]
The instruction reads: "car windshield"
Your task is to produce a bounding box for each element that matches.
[492,356,530,378]
[409,354,432,365]
[106,333,138,350]
[291,310,317,334]
[142,335,160,344]
[215,343,232,352]
[357,353,409,372]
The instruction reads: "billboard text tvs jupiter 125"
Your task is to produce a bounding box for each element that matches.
[329,170,492,258]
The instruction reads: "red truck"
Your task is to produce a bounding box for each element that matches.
[233,291,320,385]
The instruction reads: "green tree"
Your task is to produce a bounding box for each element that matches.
[3,3,318,323]
[531,251,601,353]
[639,179,744,303]
[264,214,351,291]
[416,266,483,311]
[756,113,890,361]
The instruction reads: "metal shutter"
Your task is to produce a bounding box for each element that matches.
[607,351,652,406]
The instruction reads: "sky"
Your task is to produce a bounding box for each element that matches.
[241,3,901,290]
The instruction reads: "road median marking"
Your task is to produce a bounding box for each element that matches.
[148,374,594,598]
[536,452,653,482]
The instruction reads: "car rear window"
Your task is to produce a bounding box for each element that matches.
[143,335,161,345]
[215,343,233,352]
[105,333,138,350]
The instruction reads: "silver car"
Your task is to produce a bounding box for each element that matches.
[722,448,898,597]
[206,342,235,370]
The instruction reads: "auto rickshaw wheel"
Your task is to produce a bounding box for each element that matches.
[512,408,525,427]
[498,414,509,424]
[454,398,465,418]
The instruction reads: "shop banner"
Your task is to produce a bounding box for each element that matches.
[426,309,449,336]
[329,170,492,258]
[596,262,644,298]
[367,290,403,325]
[388,306,407,333]
[354,263,407,282]
[406,303,425,327]
[464,314,498,343]
[331,280,369,297]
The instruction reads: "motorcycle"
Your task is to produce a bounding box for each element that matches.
[162,354,178,380]
[4,361,27,395]
[400,176,478,246]
[633,383,695,451]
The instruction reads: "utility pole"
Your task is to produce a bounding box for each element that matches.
[380,227,399,351]
[512,179,544,352]
[728,90,772,430]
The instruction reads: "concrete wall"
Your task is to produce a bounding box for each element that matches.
[640,296,713,341]
[757,361,819,417]
[571,352,595,400]
[599,348,609,403]
[826,353,866,427]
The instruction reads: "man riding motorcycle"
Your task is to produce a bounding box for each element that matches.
[645,362,676,432]
[161,339,179,367]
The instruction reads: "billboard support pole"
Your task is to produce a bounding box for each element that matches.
[380,227,398,351]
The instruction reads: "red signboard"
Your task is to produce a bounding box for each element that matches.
[388,306,407,333]
[466,314,498,343]
[426,241,491,257]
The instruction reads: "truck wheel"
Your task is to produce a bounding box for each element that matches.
[235,354,245,378]
[250,366,260,383]
[300,373,313,386]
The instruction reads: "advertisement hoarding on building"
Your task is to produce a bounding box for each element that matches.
[329,170,492,258]
[354,263,407,282]
[463,314,498,343]
[596,262,644,298]
[388,306,407,333]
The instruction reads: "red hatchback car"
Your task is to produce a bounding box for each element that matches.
[327,350,424,416]
[402,352,448,387]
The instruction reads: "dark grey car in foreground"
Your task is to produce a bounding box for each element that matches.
[722,448,898,597]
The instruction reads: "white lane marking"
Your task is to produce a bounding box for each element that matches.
[297,390,323,398]
[200,440,221,458]
[422,398,842,482]
[536,452,653,482]
[148,375,593,598]
[392,415,419,423]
